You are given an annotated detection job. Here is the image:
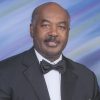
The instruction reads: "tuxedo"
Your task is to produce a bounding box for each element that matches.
[0,47,100,100]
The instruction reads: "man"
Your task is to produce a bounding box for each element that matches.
[0,2,100,100]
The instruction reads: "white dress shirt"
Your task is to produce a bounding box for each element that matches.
[35,49,62,100]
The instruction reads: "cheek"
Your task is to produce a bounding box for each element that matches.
[34,28,47,40]
[33,34,45,46]
[60,33,68,42]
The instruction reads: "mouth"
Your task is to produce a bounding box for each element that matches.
[45,41,58,47]
[44,36,60,47]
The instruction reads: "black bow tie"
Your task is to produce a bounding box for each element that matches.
[40,60,66,74]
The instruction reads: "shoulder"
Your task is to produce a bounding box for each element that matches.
[63,57,95,78]
[0,50,27,66]
[0,47,37,73]
[63,57,99,91]
[0,48,34,71]
[0,47,34,65]
[64,57,100,98]
[0,48,35,81]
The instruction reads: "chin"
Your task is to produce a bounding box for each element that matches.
[46,50,61,57]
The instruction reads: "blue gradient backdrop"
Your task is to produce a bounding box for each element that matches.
[0,0,100,86]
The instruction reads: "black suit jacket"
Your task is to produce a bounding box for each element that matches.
[0,47,100,100]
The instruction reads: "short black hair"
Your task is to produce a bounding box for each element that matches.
[31,2,70,27]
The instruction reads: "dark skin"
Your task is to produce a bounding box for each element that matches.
[30,3,70,62]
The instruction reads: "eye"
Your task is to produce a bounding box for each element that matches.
[40,21,50,29]
[41,24,49,28]
[58,25,66,30]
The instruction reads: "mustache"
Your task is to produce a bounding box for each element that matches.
[44,35,59,43]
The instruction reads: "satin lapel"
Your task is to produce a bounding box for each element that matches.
[61,57,78,100]
[22,48,50,100]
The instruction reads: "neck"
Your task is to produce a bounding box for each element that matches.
[43,54,61,62]
[34,49,61,62]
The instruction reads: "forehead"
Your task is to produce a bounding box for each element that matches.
[37,4,68,22]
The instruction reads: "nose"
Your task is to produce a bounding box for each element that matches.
[48,25,58,36]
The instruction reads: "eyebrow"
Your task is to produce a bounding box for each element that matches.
[58,21,68,25]
[41,19,50,23]
[41,19,68,25]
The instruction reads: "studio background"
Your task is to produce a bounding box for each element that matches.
[0,0,100,86]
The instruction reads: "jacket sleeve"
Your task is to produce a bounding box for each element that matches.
[0,77,11,100]
[0,62,11,100]
[92,73,100,100]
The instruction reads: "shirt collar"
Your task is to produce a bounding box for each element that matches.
[34,49,62,65]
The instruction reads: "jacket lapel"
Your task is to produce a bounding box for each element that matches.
[22,48,50,100]
[61,57,78,100]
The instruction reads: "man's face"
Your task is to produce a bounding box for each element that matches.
[30,4,70,60]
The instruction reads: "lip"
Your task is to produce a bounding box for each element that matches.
[45,41,58,47]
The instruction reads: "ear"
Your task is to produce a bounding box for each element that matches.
[30,24,34,38]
